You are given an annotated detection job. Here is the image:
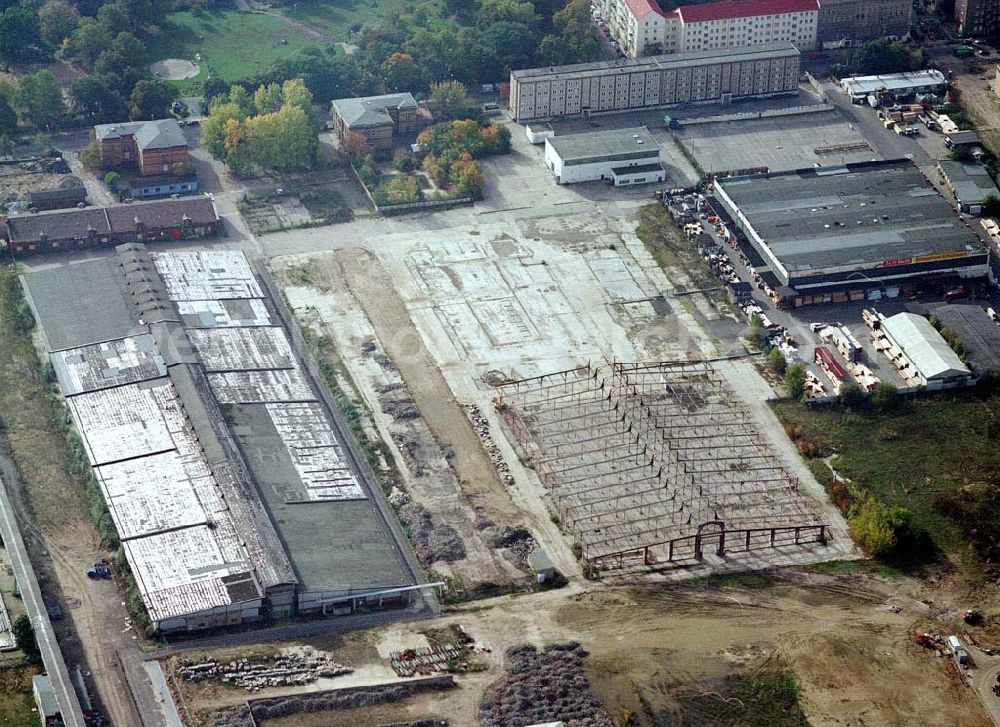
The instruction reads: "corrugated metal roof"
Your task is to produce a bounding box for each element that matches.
[881,312,971,381]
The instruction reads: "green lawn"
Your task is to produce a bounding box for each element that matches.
[147,9,322,94]
[773,392,1000,562]
[282,0,445,41]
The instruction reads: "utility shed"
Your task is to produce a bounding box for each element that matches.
[32,674,62,726]
[937,161,1000,214]
[932,304,1000,375]
[544,127,660,185]
[880,312,972,387]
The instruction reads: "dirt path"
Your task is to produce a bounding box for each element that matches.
[325,249,520,522]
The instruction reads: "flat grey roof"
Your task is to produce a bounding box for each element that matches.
[21,259,138,351]
[938,161,1000,205]
[229,403,411,593]
[511,42,798,83]
[717,160,986,275]
[840,70,946,96]
[933,304,1000,374]
[547,127,659,164]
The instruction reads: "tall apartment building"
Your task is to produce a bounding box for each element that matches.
[509,43,800,122]
[816,0,911,45]
[955,0,1000,36]
[597,0,818,59]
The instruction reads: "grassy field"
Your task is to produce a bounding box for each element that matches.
[0,664,42,727]
[282,0,445,42]
[147,9,322,93]
[773,392,1000,563]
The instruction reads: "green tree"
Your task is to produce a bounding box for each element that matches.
[837,381,866,408]
[94,31,146,77]
[202,100,247,158]
[70,75,127,122]
[253,82,283,115]
[784,363,808,400]
[0,7,43,64]
[848,497,917,559]
[382,52,423,92]
[104,170,121,191]
[767,347,787,376]
[849,39,926,76]
[0,97,15,137]
[12,615,40,663]
[245,104,316,170]
[14,71,65,129]
[428,80,475,121]
[869,382,898,411]
[129,79,173,120]
[39,0,80,46]
[67,18,113,69]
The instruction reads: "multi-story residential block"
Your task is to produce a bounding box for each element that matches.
[816,0,911,45]
[671,0,819,53]
[509,43,800,122]
[598,0,818,59]
[955,0,1000,36]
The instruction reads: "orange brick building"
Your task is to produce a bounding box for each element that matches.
[94,119,190,177]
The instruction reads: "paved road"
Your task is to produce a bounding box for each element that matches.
[0,468,86,727]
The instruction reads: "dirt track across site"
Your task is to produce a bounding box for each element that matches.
[327,249,518,521]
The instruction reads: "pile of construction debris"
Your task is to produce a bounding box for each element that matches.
[465,404,514,486]
[398,502,467,564]
[484,524,536,567]
[177,648,352,692]
[479,642,613,727]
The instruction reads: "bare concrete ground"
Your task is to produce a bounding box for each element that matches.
[274,208,850,584]
[185,571,992,727]
[278,253,532,588]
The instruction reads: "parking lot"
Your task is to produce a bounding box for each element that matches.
[664,189,947,397]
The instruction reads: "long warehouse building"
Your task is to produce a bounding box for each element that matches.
[508,43,800,122]
[21,246,425,633]
[713,159,990,307]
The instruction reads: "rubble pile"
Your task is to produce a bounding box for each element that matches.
[479,643,613,727]
[178,648,352,692]
[485,525,536,566]
[398,502,466,563]
[465,404,514,486]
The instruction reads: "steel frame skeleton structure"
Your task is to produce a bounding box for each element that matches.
[497,360,827,571]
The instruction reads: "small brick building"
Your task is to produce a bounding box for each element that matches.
[330,93,432,151]
[94,119,190,177]
[3,196,220,255]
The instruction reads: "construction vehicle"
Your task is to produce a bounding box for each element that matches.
[86,561,112,579]
[964,609,983,625]
[915,632,938,648]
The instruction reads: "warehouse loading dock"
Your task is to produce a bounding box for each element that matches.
[712,159,990,307]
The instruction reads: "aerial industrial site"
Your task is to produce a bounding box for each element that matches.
[1,0,1000,725]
